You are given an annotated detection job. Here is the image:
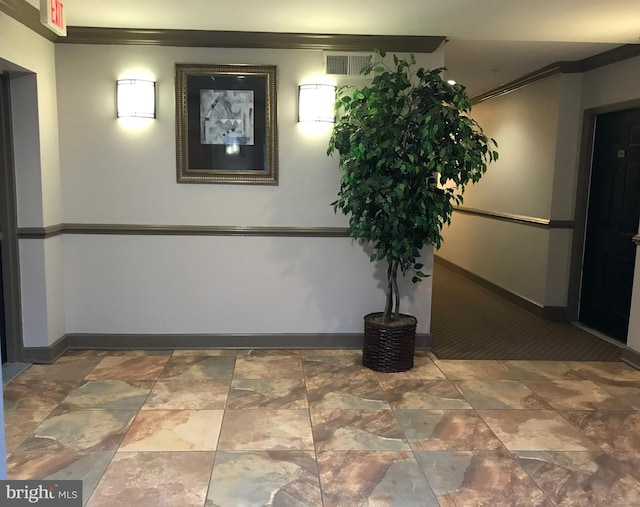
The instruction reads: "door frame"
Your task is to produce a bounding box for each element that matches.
[568,98,640,327]
[0,73,24,362]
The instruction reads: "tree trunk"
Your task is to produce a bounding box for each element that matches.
[392,260,400,319]
[383,259,400,323]
[383,261,394,322]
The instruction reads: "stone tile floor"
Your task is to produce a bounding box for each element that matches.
[3,349,640,506]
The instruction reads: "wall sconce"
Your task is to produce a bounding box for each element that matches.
[116,79,156,118]
[298,83,336,122]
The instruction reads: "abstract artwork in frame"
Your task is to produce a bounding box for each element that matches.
[175,63,278,184]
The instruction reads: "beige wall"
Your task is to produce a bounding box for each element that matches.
[457,76,562,218]
[1,12,65,347]
[53,44,444,337]
[438,73,583,309]
[2,11,444,346]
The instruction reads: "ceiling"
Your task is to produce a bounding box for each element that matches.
[27,0,640,96]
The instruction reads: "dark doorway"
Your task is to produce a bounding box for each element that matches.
[580,107,640,343]
[0,246,5,364]
[0,74,8,363]
[0,71,23,363]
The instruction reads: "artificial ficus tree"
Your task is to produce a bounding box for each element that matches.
[327,50,498,323]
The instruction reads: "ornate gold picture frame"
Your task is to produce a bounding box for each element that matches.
[175,63,278,184]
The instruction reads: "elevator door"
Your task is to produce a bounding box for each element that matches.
[580,107,640,342]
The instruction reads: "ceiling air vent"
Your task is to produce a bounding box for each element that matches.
[324,52,375,77]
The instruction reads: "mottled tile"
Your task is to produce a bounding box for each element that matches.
[16,358,103,382]
[62,350,113,358]
[120,410,223,451]
[559,410,640,452]
[433,359,515,380]
[233,351,303,379]
[206,451,322,507]
[597,381,640,409]
[306,372,388,410]
[3,409,54,453]
[15,410,135,453]
[301,349,361,357]
[218,410,313,450]
[86,356,170,381]
[311,409,409,451]
[237,349,300,357]
[160,356,235,380]
[143,380,229,410]
[379,378,471,409]
[171,349,237,356]
[478,410,600,451]
[86,451,214,507]
[373,355,447,381]
[516,450,640,507]
[501,360,582,380]
[415,450,551,506]
[568,361,640,384]
[64,350,172,358]
[227,379,306,409]
[608,452,640,484]
[60,380,154,411]
[302,353,372,378]
[395,409,504,451]
[455,380,552,409]
[3,379,76,411]
[55,355,102,364]
[105,350,173,356]
[317,451,438,507]
[16,409,136,453]
[3,362,32,384]
[7,450,116,505]
[525,380,632,410]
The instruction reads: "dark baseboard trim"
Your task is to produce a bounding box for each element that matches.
[541,306,569,321]
[21,335,68,364]
[434,255,568,321]
[24,332,432,363]
[621,348,640,371]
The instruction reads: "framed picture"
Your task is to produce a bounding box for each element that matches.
[175,63,278,184]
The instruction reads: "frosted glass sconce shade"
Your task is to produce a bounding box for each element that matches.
[117,79,156,118]
[298,83,336,122]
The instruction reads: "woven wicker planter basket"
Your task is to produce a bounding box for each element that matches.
[362,312,417,372]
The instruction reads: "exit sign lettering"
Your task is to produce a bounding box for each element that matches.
[40,0,67,36]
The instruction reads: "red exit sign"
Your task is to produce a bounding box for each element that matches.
[40,0,67,36]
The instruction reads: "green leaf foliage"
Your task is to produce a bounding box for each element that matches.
[327,50,497,322]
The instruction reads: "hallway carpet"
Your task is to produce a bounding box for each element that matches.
[431,260,624,361]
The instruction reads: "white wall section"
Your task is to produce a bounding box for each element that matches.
[1,11,65,348]
[53,44,444,340]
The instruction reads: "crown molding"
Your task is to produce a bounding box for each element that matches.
[0,0,442,51]
[59,27,445,52]
[473,44,640,103]
[0,0,56,41]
